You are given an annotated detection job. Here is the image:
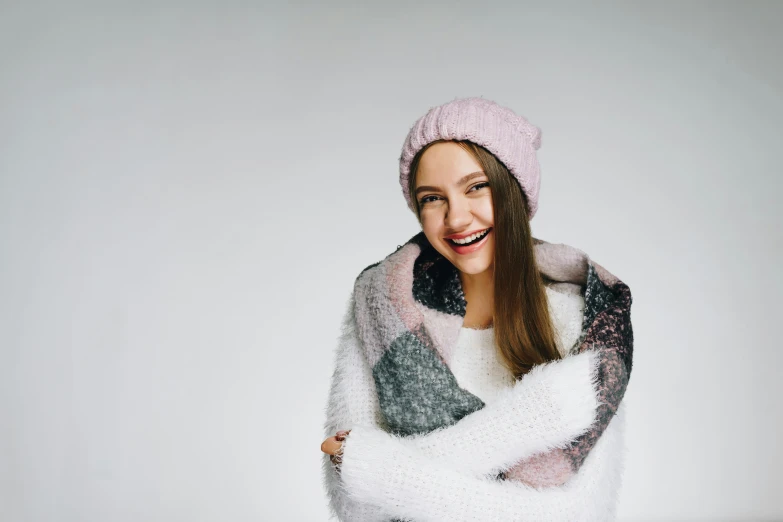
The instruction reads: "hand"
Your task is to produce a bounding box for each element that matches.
[321,430,351,469]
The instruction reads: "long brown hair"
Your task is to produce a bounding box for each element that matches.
[408,140,561,379]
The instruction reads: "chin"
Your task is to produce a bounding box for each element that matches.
[454,259,493,275]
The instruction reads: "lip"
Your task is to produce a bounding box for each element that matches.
[445,228,492,255]
[444,227,491,240]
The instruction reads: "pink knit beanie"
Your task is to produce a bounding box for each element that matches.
[399,97,542,219]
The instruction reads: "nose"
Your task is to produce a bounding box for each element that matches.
[445,200,473,231]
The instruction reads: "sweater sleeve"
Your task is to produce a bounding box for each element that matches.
[412,285,633,487]
[402,347,601,478]
[324,292,603,482]
[322,295,391,521]
[323,291,607,520]
[338,405,627,522]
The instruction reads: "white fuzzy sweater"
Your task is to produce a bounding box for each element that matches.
[322,286,627,522]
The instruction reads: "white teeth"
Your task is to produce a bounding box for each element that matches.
[450,229,489,245]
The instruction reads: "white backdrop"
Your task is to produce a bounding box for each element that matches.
[1,2,781,521]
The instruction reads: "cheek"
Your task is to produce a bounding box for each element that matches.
[420,223,450,255]
[419,216,440,236]
[422,227,441,247]
[480,200,495,223]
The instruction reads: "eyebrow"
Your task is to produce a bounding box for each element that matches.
[414,171,486,196]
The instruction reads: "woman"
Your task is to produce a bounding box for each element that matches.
[320,97,634,521]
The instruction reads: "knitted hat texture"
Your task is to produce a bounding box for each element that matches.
[399,97,542,219]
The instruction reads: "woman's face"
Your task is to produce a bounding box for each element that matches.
[414,141,495,277]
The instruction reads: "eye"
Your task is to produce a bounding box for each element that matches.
[419,195,440,205]
[419,182,489,206]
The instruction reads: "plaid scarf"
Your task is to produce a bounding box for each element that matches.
[351,230,633,490]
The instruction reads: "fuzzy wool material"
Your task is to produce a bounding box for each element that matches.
[322,231,634,521]
[398,97,543,218]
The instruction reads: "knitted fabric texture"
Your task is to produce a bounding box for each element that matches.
[450,286,584,409]
[322,297,627,521]
[337,404,627,521]
[399,97,543,218]
[329,230,634,521]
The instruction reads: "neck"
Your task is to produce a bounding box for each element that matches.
[459,266,495,323]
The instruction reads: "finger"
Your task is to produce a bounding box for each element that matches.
[321,437,342,455]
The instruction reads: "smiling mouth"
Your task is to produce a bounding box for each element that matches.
[446,228,491,246]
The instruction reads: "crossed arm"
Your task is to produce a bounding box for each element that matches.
[322,295,624,521]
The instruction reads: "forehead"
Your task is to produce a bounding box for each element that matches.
[416,142,484,185]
